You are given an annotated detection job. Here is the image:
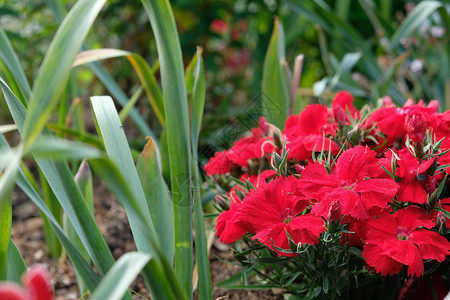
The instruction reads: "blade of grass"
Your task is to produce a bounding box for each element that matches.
[6,240,27,284]
[23,0,106,149]
[140,0,193,297]
[262,17,290,128]
[189,49,212,299]
[119,86,143,123]
[91,252,151,300]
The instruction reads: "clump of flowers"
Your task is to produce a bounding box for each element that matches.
[206,91,450,299]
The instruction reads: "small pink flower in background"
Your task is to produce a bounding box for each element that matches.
[210,19,229,35]
[0,265,53,300]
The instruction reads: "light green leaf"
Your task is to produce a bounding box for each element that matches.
[262,17,290,128]
[119,86,143,123]
[91,252,151,300]
[0,125,17,134]
[23,0,106,149]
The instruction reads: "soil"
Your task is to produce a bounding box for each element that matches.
[11,181,284,300]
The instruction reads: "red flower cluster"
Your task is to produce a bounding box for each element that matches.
[207,91,450,278]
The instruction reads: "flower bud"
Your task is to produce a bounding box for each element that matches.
[333,105,347,127]
[404,111,427,143]
[436,211,446,234]
[294,164,305,175]
[347,124,363,145]
[215,194,230,211]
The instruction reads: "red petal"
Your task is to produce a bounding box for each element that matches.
[397,181,428,204]
[0,283,28,300]
[336,146,379,181]
[215,204,247,244]
[23,265,53,300]
[363,244,404,276]
[410,229,450,261]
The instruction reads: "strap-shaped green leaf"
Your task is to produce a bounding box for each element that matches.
[91,252,151,300]
[23,0,106,149]
[6,240,27,284]
[262,18,290,128]
[74,49,165,125]
[140,0,193,297]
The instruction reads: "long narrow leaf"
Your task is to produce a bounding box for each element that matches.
[91,252,151,300]
[0,28,31,102]
[23,0,106,148]
[90,96,160,254]
[136,137,174,264]
[0,78,121,293]
[262,18,290,128]
[140,0,193,297]
[74,49,165,125]
[6,240,26,284]
[189,49,212,299]
[89,158,186,300]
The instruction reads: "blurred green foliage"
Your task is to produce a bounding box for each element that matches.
[0,0,448,157]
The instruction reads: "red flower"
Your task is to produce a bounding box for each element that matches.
[300,146,399,220]
[283,104,339,161]
[205,117,275,175]
[366,102,435,146]
[363,207,450,277]
[210,19,229,35]
[395,150,439,204]
[332,91,360,121]
[0,265,53,300]
[215,170,277,243]
[238,176,325,256]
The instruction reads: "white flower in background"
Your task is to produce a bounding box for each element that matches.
[410,59,424,73]
[430,26,445,38]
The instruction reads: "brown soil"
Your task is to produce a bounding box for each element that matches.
[11,182,283,300]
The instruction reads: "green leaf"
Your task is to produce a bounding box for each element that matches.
[390,1,443,49]
[136,137,174,264]
[91,252,151,300]
[119,86,143,123]
[89,158,185,300]
[74,49,166,125]
[6,240,26,284]
[0,198,11,280]
[22,0,106,149]
[262,17,290,128]
[189,48,212,300]
[90,96,160,253]
[0,77,120,294]
[0,135,101,291]
[26,136,102,160]
[0,28,31,102]
[190,47,206,149]
[0,124,17,134]
[140,0,193,297]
